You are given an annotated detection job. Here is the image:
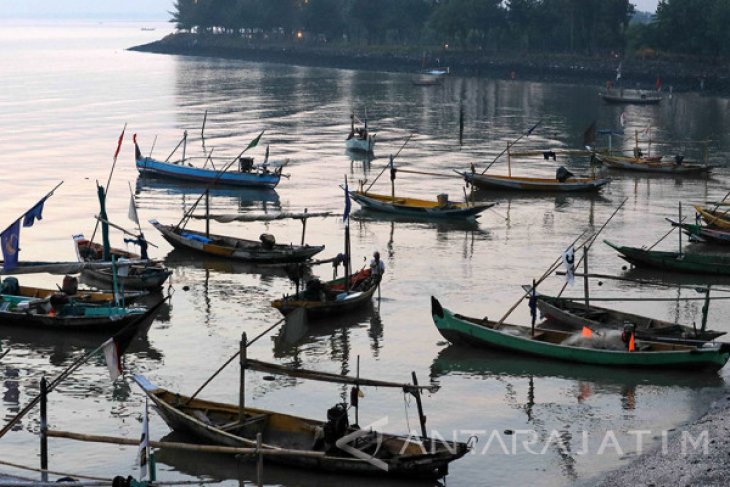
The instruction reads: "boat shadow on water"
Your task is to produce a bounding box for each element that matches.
[154,431,446,487]
[134,175,281,209]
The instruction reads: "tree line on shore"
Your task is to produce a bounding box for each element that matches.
[171,0,729,59]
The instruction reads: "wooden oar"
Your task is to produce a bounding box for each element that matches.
[480,120,541,174]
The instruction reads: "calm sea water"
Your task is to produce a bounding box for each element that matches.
[1,21,730,486]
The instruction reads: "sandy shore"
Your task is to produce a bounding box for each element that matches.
[592,390,730,486]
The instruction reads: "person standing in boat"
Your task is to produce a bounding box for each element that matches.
[370,251,385,282]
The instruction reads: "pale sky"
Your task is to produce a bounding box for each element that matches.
[0,0,659,20]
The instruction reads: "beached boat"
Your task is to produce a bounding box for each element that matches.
[135,364,467,478]
[461,172,609,192]
[0,291,153,331]
[345,113,375,153]
[430,297,730,371]
[272,269,379,319]
[348,190,495,220]
[599,90,662,105]
[134,133,284,189]
[605,240,730,275]
[694,206,730,230]
[531,291,724,343]
[151,220,325,264]
[596,153,711,174]
[73,235,172,290]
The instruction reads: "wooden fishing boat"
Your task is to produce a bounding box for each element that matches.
[596,153,711,174]
[151,220,325,264]
[348,190,495,220]
[430,297,730,371]
[605,240,730,275]
[135,367,467,479]
[531,292,724,343]
[3,282,146,304]
[694,205,730,230]
[0,292,153,331]
[134,134,284,189]
[73,235,172,290]
[461,172,610,192]
[345,114,375,153]
[599,90,662,105]
[670,220,730,245]
[272,269,379,319]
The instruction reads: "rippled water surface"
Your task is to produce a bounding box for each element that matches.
[2,21,730,486]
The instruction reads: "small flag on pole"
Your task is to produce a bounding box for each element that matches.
[128,193,140,226]
[616,62,622,81]
[114,127,126,160]
[102,338,122,381]
[1,220,21,271]
[562,246,575,286]
[22,200,45,227]
[139,398,150,480]
[619,112,626,129]
[245,130,265,151]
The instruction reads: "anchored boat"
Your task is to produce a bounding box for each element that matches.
[430,297,730,371]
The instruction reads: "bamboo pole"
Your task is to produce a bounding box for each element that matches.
[46,430,325,457]
[239,332,247,423]
[554,271,730,293]
[364,134,412,193]
[480,120,541,175]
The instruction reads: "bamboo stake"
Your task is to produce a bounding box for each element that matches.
[555,271,730,294]
[46,430,325,457]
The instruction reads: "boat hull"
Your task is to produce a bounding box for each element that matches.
[599,92,662,105]
[597,154,710,174]
[0,299,151,331]
[349,191,493,220]
[345,136,375,153]
[136,377,467,479]
[152,221,324,263]
[605,240,730,275]
[463,172,609,192]
[272,274,379,319]
[430,297,729,371]
[136,158,281,189]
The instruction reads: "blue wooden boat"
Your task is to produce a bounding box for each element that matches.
[134,135,284,189]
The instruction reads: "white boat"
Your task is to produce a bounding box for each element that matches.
[345,112,375,153]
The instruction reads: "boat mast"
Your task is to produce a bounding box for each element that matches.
[97,182,111,261]
[678,202,683,256]
[411,372,428,439]
[390,155,396,201]
[205,189,210,238]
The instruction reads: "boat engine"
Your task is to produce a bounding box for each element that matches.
[323,403,349,451]
[62,275,78,295]
[239,156,254,173]
[0,277,20,295]
[259,233,276,249]
[556,166,574,182]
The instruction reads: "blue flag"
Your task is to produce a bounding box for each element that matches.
[343,181,351,222]
[1,220,21,271]
[22,200,45,227]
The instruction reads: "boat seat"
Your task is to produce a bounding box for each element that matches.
[220,413,269,432]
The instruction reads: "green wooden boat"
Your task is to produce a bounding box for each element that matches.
[430,297,730,371]
[605,240,730,275]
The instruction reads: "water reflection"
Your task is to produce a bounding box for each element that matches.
[135,175,281,213]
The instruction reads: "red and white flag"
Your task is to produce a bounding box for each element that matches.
[102,338,122,381]
[114,127,126,160]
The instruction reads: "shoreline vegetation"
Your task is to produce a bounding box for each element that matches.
[131,33,730,95]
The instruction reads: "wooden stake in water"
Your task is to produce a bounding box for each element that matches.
[583,247,590,307]
[239,332,247,423]
[678,201,683,256]
[40,377,48,482]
